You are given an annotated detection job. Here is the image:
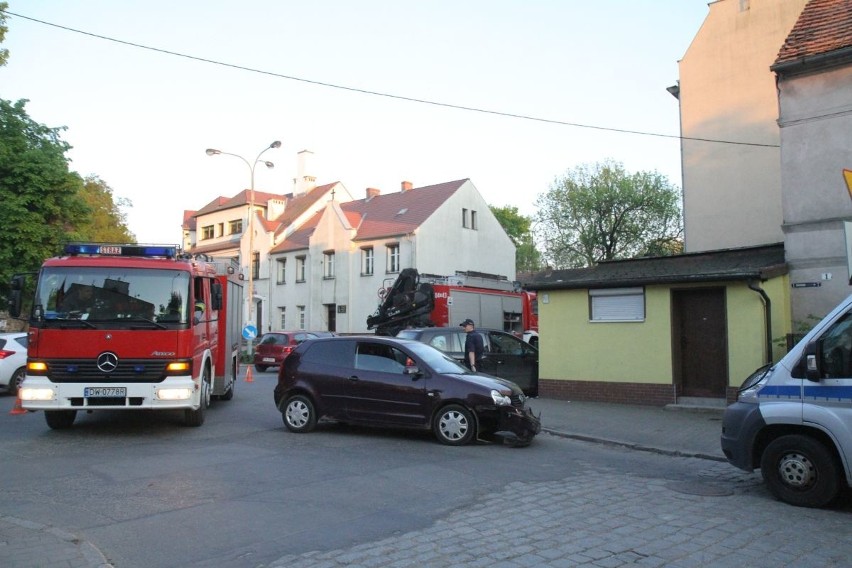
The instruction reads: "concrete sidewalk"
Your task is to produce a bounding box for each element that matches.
[531,398,726,461]
[2,397,727,568]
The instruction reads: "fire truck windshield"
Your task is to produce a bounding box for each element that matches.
[34,267,191,325]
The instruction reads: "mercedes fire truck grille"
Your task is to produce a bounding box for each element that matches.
[43,359,171,383]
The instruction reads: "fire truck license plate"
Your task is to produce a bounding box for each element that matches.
[84,387,127,398]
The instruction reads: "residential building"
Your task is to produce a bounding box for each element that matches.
[673,0,808,252]
[183,152,517,333]
[184,151,354,330]
[267,179,516,333]
[772,0,852,323]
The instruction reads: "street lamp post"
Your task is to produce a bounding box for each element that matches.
[206,140,281,363]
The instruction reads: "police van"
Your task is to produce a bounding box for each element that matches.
[721,295,852,507]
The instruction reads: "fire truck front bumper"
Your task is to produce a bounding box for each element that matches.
[18,376,202,411]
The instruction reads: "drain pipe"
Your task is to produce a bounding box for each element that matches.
[748,280,773,364]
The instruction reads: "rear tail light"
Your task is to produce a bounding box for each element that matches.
[0,350,15,360]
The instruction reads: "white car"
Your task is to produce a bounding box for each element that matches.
[0,332,28,396]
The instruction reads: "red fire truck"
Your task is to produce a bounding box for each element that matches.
[8,243,243,429]
[367,269,538,343]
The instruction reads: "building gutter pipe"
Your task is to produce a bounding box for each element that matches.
[748,280,773,364]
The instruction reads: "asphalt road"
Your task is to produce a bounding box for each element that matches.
[2,370,850,567]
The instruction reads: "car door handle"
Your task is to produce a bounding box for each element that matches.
[348,375,359,381]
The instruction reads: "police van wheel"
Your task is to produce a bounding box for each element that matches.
[760,434,841,508]
[45,410,77,430]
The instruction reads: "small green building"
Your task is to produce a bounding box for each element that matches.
[526,244,789,406]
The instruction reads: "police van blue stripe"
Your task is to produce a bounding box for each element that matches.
[803,385,852,402]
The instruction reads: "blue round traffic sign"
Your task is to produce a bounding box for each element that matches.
[242,324,258,340]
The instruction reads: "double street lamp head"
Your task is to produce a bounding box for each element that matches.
[205,140,281,159]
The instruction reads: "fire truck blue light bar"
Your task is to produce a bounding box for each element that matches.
[64,244,178,258]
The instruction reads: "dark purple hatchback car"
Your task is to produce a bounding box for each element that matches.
[273,336,540,446]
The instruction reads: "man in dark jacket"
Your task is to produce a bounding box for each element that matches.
[460,318,484,372]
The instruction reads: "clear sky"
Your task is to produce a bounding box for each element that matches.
[2,1,710,245]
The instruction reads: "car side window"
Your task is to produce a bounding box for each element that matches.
[356,342,406,374]
[428,332,453,352]
[489,332,522,355]
[301,340,355,367]
[820,313,852,378]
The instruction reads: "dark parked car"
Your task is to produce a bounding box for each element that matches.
[273,336,540,446]
[396,327,539,397]
[253,331,334,372]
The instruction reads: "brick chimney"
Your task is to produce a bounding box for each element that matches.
[401,180,413,192]
[366,188,381,199]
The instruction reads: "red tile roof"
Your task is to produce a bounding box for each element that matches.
[341,179,468,241]
[269,210,322,253]
[272,182,339,238]
[774,0,852,67]
[182,210,197,231]
[193,190,291,217]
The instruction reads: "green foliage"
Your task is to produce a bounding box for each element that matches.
[0,2,9,67]
[0,98,134,301]
[77,175,136,242]
[0,99,90,298]
[534,159,683,268]
[489,205,542,274]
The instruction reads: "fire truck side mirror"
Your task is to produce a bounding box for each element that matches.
[211,280,223,311]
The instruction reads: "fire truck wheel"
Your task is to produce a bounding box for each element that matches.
[220,373,235,401]
[283,395,317,433]
[45,410,77,430]
[184,368,211,427]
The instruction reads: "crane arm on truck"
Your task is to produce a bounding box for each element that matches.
[367,268,435,336]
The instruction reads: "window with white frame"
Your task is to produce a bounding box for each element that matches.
[462,208,469,228]
[296,256,306,282]
[362,247,374,276]
[279,307,286,329]
[386,244,400,273]
[589,287,645,322]
[297,305,306,329]
[323,251,335,279]
[471,210,478,230]
[276,258,286,284]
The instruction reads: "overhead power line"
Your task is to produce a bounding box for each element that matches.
[3,9,780,149]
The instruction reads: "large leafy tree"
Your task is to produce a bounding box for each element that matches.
[489,205,542,274]
[535,159,683,268]
[78,175,136,242]
[0,98,106,298]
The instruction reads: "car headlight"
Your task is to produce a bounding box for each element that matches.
[737,364,773,403]
[491,390,512,406]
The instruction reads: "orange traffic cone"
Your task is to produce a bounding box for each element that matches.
[245,365,254,383]
[9,394,27,415]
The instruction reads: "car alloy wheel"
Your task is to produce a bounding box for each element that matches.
[283,395,317,433]
[434,404,475,446]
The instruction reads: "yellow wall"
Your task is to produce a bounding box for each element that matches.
[539,275,791,388]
